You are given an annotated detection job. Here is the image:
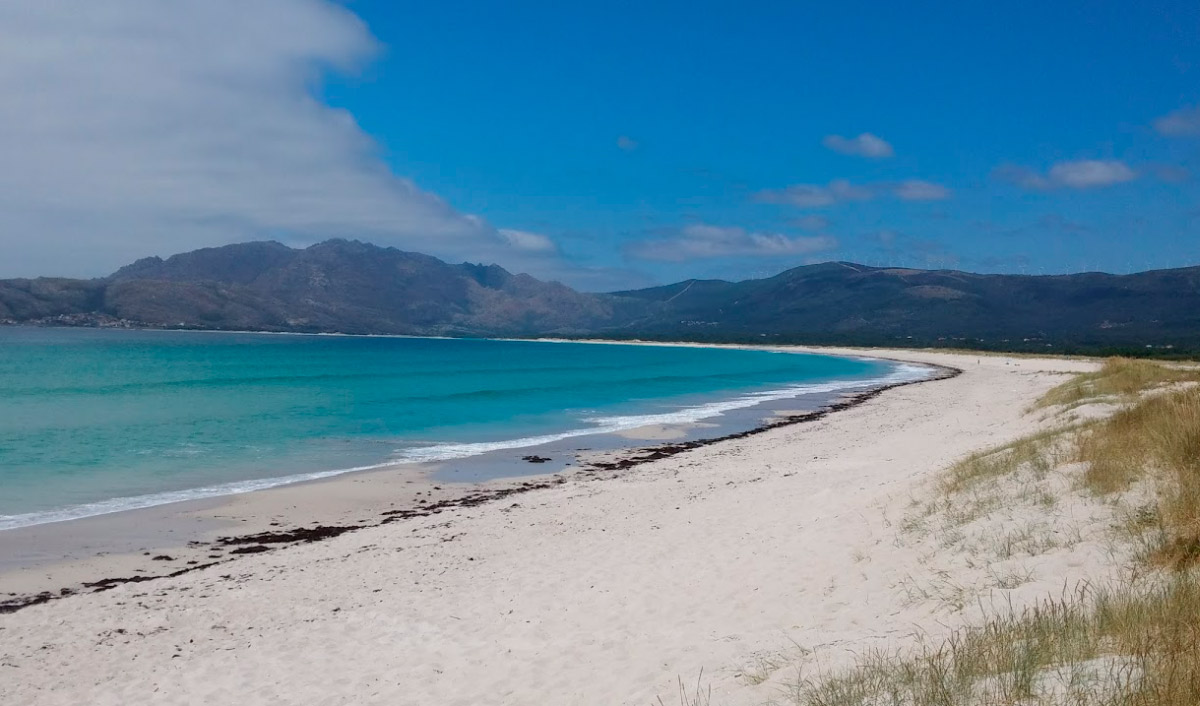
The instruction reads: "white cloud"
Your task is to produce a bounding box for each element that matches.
[499,229,558,253]
[1048,160,1137,188]
[0,0,545,278]
[758,185,836,208]
[827,179,874,201]
[996,160,1138,190]
[627,224,838,262]
[892,179,951,201]
[1154,106,1200,137]
[822,132,894,158]
[616,135,639,151]
[757,179,873,208]
[758,178,950,208]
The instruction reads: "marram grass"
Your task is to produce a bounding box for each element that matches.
[771,359,1200,705]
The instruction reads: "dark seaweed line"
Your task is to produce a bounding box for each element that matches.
[0,362,960,615]
[580,363,961,472]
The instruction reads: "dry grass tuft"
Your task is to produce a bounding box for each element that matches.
[787,576,1200,706]
[941,425,1075,496]
[899,424,1083,573]
[777,360,1200,704]
[1076,387,1200,569]
[658,670,712,706]
[1036,358,1200,410]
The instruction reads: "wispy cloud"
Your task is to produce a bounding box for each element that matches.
[995,160,1138,190]
[499,229,558,253]
[892,179,952,201]
[616,135,639,151]
[1049,160,1137,188]
[0,0,545,278]
[757,178,950,208]
[627,224,837,262]
[757,179,872,207]
[822,133,894,158]
[1154,106,1200,137]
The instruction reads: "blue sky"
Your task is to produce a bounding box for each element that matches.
[1,1,1198,289]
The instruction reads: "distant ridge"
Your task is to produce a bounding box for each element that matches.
[613,261,1200,352]
[0,240,629,337]
[2,239,1199,354]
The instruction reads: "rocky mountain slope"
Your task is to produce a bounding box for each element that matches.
[3,240,1198,352]
[1,240,630,336]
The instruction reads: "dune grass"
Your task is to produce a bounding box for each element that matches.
[659,670,713,706]
[1075,386,1200,569]
[770,360,1200,705]
[939,424,1077,496]
[1036,358,1200,410]
[899,422,1082,573]
[786,576,1200,706]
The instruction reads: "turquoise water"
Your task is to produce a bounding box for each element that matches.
[0,328,918,529]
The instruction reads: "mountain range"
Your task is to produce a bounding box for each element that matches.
[2,239,1197,354]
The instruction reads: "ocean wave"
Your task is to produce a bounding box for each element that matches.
[391,362,934,463]
[0,362,935,531]
[0,460,402,532]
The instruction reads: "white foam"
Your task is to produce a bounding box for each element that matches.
[0,460,398,532]
[0,362,937,531]
[392,362,935,462]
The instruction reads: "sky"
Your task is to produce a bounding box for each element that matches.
[1,1,1198,290]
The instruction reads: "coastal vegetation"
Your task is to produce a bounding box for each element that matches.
[759,358,1200,706]
[1036,357,1200,410]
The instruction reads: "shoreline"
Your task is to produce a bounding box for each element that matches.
[0,347,1104,705]
[0,334,915,533]
[0,353,955,613]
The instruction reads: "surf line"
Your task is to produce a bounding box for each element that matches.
[0,362,959,615]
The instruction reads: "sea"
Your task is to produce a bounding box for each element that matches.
[0,328,930,530]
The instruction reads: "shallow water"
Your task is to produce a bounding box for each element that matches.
[0,328,919,528]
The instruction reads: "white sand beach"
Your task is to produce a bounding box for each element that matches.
[0,347,1116,705]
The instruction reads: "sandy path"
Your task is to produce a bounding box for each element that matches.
[0,349,1098,705]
